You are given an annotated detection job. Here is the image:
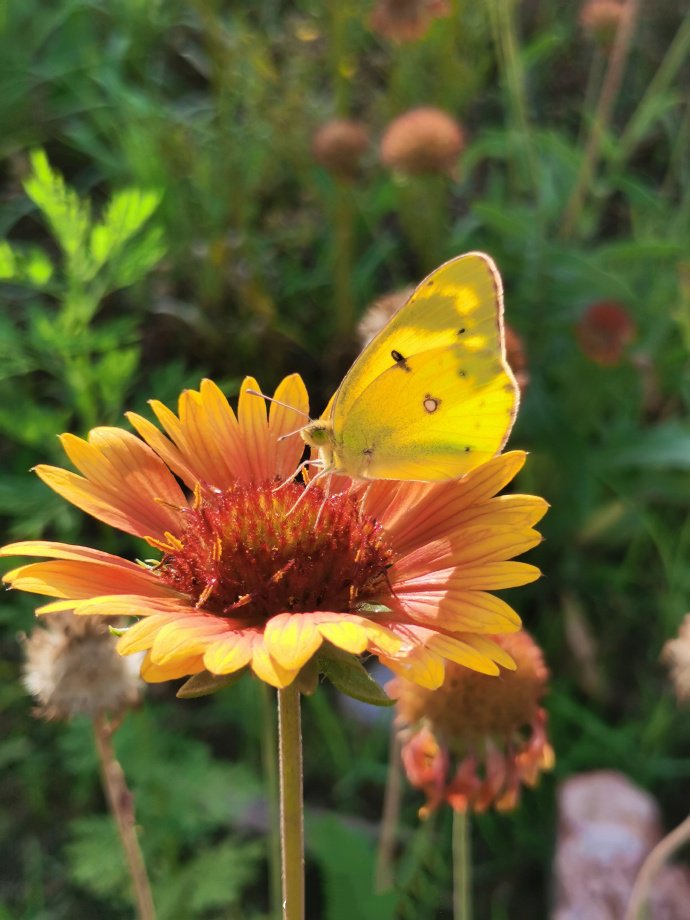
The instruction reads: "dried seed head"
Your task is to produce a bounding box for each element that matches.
[357,286,415,347]
[312,119,370,180]
[380,107,465,177]
[23,614,142,721]
[663,614,690,703]
[576,300,636,366]
[579,0,630,46]
[370,0,451,43]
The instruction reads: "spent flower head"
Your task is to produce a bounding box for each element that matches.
[390,630,553,815]
[370,0,451,43]
[22,613,142,720]
[312,119,371,180]
[576,300,636,366]
[380,108,465,177]
[663,614,690,703]
[2,376,545,693]
[579,0,630,46]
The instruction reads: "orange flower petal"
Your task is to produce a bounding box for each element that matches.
[150,616,230,665]
[140,651,205,682]
[0,541,144,569]
[2,559,177,599]
[250,636,299,688]
[432,561,542,590]
[117,613,182,654]
[385,451,527,552]
[237,377,272,482]
[56,428,186,538]
[269,374,310,480]
[458,635,517,670]
[425,633,500,675]
[203,631,255,674]
[381,647,445,690]
[125,411,199,489]
[263,612,324,670]
[316,616,369,654]
[393,587,521,633]
[67,595,189,617]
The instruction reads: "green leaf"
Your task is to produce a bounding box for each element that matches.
[308,816,396,920]
[23,149,90,265]
[599,422,690,470]
[177,669,247,699]
[89,188,163,271]
[0,241,53,287]
[317,647,394,707]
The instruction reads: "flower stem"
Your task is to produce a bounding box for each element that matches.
[260,683,282,919]
[452,809,472,920]
[278,683,304,920]
[625,812,690,920]
[375,725,403,892]
[92,714,156,920]
[560,0,643,239]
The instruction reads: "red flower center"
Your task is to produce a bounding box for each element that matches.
[156,481,394,624]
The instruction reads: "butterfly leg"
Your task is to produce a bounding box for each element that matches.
[272,458,324,493]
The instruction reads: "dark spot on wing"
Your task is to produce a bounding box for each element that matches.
[457,327,466,335]
[459,370,467,378]
[427,280,434,288]
[391,349,411,372]
[464,446,471,452]
[423,395,441,413]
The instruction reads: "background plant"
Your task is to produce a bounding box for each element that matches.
[1,0,690,916]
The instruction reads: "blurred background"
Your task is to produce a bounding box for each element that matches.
[1,0,690,917]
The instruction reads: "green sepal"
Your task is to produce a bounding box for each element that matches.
[316,646,394,707]
[108,625,129,637]
[176,668,246,699]
[295,656,320,696]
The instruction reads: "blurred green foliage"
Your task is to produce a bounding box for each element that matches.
[1,0,690,917]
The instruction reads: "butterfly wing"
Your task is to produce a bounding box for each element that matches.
[331,252,507,428]
[330,252,518,480]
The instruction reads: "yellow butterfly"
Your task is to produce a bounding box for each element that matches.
[301,251,519,482]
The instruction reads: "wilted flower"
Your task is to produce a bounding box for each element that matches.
[370,0,451,44]
[2,376,545,691]
[662,614,690,703]
[22,613,142,720]
[504,324,530,395]
[576,300,636,366]
[380,107,465,177]
[390,630,554,815]
[312,119,371,180]
[579,0,630,46]
[357,286,415,347]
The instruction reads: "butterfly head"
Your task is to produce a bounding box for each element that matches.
[301,420,337,471]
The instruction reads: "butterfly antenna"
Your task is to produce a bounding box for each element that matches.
[277,425,309,442]
[245,389,312,420]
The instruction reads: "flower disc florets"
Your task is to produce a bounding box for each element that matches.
[156,481,394,625]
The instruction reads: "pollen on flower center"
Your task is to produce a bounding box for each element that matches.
[155,481,394,624]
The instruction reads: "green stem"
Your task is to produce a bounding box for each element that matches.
[488,0,538,195]
[92,714,156,920]
[333,183,356,336]
[278,683,304,920]
[452,810,471,920]
[260,683,282,920]
[560,0,643,239]
[375,725,402,893]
